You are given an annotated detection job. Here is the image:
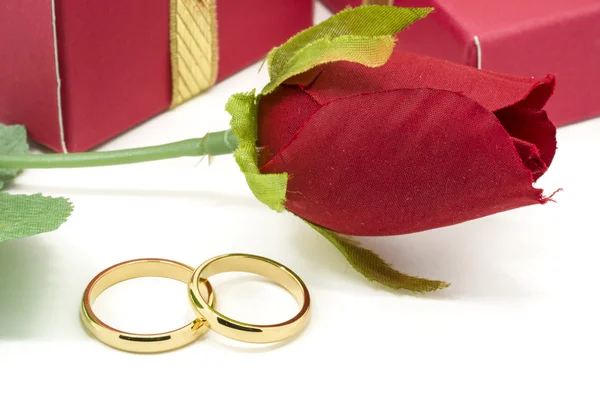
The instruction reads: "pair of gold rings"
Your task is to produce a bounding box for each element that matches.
[81,254,310,353]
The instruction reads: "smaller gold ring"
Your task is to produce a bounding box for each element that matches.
[188,254,310,344]
[81,258,214,353]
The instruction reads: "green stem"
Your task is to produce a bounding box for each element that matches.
[0,129,238,169]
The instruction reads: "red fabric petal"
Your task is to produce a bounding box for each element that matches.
[257,85,320,166]
[261,89,550,236]
[511,138,546,180]
[286,50,555,112]
[495,106,556,181]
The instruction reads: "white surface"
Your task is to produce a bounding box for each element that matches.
[1,4,599,399]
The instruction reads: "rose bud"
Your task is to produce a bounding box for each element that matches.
[257,50,557,236]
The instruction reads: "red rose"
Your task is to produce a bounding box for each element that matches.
[257,50,557,236]
[0,6,557,291]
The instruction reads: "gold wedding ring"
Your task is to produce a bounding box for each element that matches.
[81,254,310,352]
[81,258,214,353]
[188,254,311,344]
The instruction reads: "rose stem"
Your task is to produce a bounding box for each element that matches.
[0,129,238,169]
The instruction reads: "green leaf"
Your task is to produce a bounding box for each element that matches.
[262,35,397,95]
[308,221,449,292]
[0,124,73,243]
[0,193,73,243]
[0,124,28,190]
[225,90,288,211]
[263,5,433,94]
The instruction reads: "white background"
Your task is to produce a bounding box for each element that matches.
[1,4,599,399]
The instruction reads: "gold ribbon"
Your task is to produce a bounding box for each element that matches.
[169,0,219,108]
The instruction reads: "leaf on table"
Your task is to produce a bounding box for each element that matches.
[0,124,28,190]
[0,192,73,243]
[307,221,449,292]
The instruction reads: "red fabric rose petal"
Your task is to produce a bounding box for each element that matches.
[258,85,320,166]
[261,88,549,236]
[494,106,556,180]
[286,50,555,112]
[511,138,547,180]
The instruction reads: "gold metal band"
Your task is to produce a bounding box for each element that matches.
[188,254,311,344]
[169,0,219,108]
[81,254,310,351]
[81,258,215,353]
[362,0,394,5]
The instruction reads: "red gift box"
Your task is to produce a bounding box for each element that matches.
[0,0,314,152]
[320,0,600,127]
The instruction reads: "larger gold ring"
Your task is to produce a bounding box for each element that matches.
[81,258,215,353]
[188,254,311,344]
